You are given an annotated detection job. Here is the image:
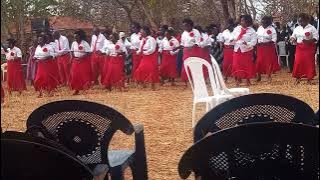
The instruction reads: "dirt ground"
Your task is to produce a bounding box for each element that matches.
[1,69,319,180]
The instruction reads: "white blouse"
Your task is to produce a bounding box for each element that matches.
[71,40,91,58]
[130,33,142,50]
[104,41,127,56]
[219,29,235,46]
[101,39,112,54]
[231,26,257,53]
[257,25,277,43]
[199,33,213,48]
[91,33,106,52]
[34,44,55,60]
[55,35,70,56]
[138,36,157,56]
[2,47,22,61]
[158,37,180,55]
[291,24,319,44]
[180,28,201,48]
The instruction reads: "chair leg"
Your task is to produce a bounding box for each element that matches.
[110,167,123,180]
[286,56,289,68]
[192,103,196,128]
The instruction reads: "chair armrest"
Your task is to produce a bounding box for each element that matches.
[133,124,148,180]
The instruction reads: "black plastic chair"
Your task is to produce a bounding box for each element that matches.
[315,110,319,125]
[194,93,316,142]
[179,122,319,180]
[1,131,94,180]
[25,100,148,180]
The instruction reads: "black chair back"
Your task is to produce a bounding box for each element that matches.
[26,100,134,167]
[179,122,319,180]
[194,93,316,142]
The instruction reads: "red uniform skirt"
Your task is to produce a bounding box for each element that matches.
[70,56,92,91]
[101,55,110,83]
[160,51,177,78]
[7,59,26,92]
[232,49,256,79]
[222,46,234,77]
[90,53,105,81]
[131,51,142,77]
[256,43,280,75]
[134,52,160,83]
[102,56,125,88]
[57,53,71,84]
[34,59,59,91]
[292,43,316,79]
[180,46,205,81]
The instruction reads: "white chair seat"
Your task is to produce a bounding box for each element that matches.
[226,88,250,97]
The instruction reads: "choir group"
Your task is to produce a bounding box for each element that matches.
[1,13,319,102]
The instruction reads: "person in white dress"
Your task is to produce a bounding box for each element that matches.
[90,27,106,85]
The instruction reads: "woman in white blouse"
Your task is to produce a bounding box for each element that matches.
[159,27,180,86]
[2,38,26,95]
[134,26,159,90]
[290,13,319,84]
[231,14,257,86]
[33,34,59,97]
[256,16,280,82]
[219,19,236,82]
[69,29,92,95]
[101,33,127,91]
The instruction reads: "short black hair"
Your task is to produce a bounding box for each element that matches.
[165,27,175,36]
[142,26,151,36]
[111,32,119,41]
[194,25,203,33]
[161,25,169,30]
[226,18,235,26]
[298,13,311,22]
[6,38,16,45]
[74,29,87,41]
[182,18,194,27]
[262,16,273,26]
[132,22,141,29]
[240,14,253,26]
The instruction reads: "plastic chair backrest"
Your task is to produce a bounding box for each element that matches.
[277,41,287,56]
[184,57,219,99]
[210,55,232,95]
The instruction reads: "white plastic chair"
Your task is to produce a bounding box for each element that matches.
[277,41,289,67]
[1,63,7,82]
[209,55,250,97]
[315,46,319,65]
[184,57,233,128]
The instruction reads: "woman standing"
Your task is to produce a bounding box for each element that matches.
[159,28,180,85]
[231,15,257,86]
[2,38,26,95]
[134,26,159,90]
[33,34,59,97]
[178,18,202,84]
[256,16,280,82]
[69,29,92,95]
[101,33,127,91]
[219,19,236,82]
[26,37,38,85]
[129,22,143,79]
[290,13,319,84]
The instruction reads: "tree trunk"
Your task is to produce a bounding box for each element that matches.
[220,0,230,21]
[137,0,158,29]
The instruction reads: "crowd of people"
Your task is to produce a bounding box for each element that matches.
[1,13,319,102]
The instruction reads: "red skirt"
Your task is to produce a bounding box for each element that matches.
[222,46,234,77]
[256,43,280,75]
[232,49,256,79]
[101,56,110,83]
[102,56,125,88]
[90,53,105,81]
[57,53,71,84]
[34,59,59,91]
[160,51,177,78]
[180,46,205,81]
[292,43,316,79]
[7,59,26,92]
[134,52,160,83]
[70,56,92,91]
[131,51,142,77]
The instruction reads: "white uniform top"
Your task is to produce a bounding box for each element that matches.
[180,28,201,48]
[91,33,106,52]
[101,39,113,54]
[231,25,257,53]
[199,33,213,48]
[291,24,319,43]
[138,36,157,55]
[218,29,235,45]
[156,37,163,47]
[54,35,70,56]
[104,41,127,56]
[71,40,91,58]
[158,37,180,55]
[34,44,55,60]
[2,47,22,60]
[130,33,142,50]
[257,25,277,43]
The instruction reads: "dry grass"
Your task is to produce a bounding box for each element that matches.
[1,69,319,180]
